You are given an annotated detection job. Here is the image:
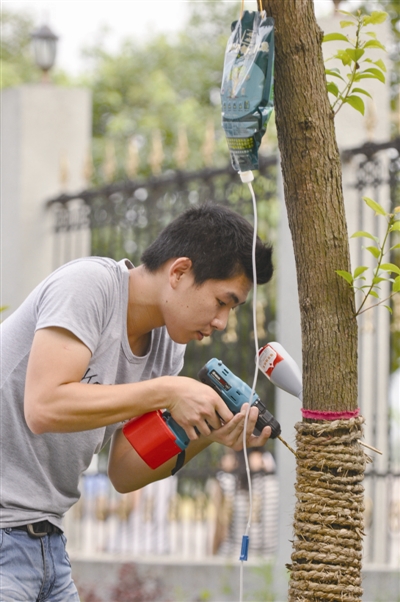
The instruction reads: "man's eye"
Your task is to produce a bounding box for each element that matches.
[217,299,226,307]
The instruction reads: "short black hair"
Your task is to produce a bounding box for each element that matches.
[141,203,273,285]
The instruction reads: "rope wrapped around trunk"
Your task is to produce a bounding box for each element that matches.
[288,416,371,602]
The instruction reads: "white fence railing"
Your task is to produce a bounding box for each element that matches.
[64,472,279,560]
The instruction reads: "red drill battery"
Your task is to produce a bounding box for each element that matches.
[123,410,188,469]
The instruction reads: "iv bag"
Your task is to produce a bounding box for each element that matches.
[221,11,275,173]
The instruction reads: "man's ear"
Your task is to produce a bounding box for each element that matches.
[169,257,193,288]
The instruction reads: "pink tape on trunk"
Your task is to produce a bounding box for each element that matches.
[301,407,360,421]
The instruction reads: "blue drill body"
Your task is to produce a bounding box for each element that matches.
[198,358,281,438]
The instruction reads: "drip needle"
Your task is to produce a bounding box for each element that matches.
[358,440,382,455]
[278,435,297,456]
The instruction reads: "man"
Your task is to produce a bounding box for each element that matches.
[0,203,273,601]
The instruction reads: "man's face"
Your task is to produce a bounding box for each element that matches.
[164,265,252,344]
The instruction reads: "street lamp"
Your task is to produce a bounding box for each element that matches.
[31,24,59,81]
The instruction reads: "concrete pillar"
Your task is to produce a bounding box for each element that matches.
[1,84,92,319]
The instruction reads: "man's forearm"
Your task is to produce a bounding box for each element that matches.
[25,378,180,435]
[107,428,211,493]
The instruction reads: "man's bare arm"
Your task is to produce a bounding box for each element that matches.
[108,404,271,493]
[24,326,232,436]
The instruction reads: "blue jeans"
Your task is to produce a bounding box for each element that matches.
[0,528,80,601]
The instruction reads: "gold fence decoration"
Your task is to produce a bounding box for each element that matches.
[103,140,117,182]
[91,120,220,184]
[174,124,189,170]
[149,129,164,176]
[126,138,140,179]
[201,119,215,167]
[82,149,94,187]
[59,152,70,192]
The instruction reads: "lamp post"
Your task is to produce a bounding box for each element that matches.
[31,24,59,82]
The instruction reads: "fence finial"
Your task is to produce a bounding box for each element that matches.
[126,138,140,179]
[59,152,69,191]
[149,130,164,175]
[175,125,189,170]
[202,119,215,167]
[103,140,117,182]
[82,149,93,186]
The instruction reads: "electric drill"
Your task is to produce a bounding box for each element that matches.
[198,358,281,438]
[123,358,281,470]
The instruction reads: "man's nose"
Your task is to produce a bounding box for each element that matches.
[211,310,229,331]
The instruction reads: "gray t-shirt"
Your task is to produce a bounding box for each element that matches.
[0,257,185,529]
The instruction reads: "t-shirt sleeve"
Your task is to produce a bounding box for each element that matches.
[35,260,116,354]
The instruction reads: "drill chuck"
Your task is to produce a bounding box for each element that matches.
[251,399,281,439]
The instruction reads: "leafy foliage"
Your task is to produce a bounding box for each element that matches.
[323,9,388,116]
[359,0,400,134]
[0,8,71,88]
[0,9,38,88]
[336,199,400,315]
[78,3,246,182]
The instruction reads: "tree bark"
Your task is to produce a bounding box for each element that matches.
[263,0,358,412]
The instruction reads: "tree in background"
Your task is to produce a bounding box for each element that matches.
[79,2,268,181]
[1,9,38,87]
[0,8,70,88]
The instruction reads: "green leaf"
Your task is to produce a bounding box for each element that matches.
[389,221,400,232]
[354,73,382,82]
[364,58,387,72]
[380,263,400,275]
[351,87,373,99]
[369,290,380,298]
[340,20,355,28]
[323,32,349,42]
[366,246,381,258]
[354,266,369,278]
[360,67,386,83]
[390,243,400,250]
[384,305,393,314]
[344,95,365,115]
[339,10,355,16]
[366,31,377,39]
[393,276,400,293]
[335,50,352,66]
[372,276,387,284]
[325,68,345,81]
[327,81,339,96]
[336,270,354,285]
[345,48,365,63]
[363,196,387,216]
[363,11,388,26]
[363,40,386,51]
[351,230,379,242]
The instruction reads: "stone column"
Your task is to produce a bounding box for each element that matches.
[1,84,92,318]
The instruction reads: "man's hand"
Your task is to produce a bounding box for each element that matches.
[164,377,233,440]
[204,403,271,451]
[108,402,271,493]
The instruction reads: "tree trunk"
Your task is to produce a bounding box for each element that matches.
[261,2,366,599]
[263,0,358,412]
